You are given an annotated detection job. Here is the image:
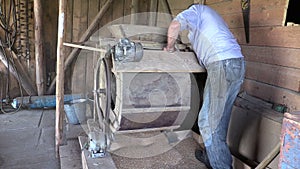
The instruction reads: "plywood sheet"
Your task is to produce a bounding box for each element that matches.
[113,50,205,73]
[228,105,282,168]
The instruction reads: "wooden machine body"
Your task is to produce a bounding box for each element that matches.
[108,50,205,133]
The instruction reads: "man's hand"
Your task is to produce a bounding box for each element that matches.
[163,46,176,53]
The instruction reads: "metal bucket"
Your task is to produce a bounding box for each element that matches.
[279,111,300,169]
[64,99,87,125]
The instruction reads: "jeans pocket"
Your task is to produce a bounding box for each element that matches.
[225,59,244,82]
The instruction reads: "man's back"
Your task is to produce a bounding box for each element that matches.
[174,4,243,67]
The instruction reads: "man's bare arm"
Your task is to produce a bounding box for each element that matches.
[164,21,180,52]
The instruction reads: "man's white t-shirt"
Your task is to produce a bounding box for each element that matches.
[174,4,243,67]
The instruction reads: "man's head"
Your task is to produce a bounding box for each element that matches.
[187,1,206,10]
[194,0,206,5]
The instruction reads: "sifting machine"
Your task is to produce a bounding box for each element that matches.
[69,25,206,158]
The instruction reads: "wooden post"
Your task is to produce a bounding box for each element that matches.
[149,0,158,26]
[46,0,114,95]
[34,0,45,96]
[130,0,138,24]
[55,0,66,157]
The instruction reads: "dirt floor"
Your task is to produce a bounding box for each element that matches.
[111,137,207,169]
[78,129,208,169]
[0,109,208,169]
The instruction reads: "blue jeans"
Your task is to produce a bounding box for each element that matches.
[198,58,245,169]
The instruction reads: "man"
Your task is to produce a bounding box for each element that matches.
[164,4,245,169]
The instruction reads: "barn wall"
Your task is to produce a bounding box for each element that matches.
[207,0,300,112]
[162,0,299,168]
[204,0,298,168]
[167,0,300,112]
[166,0,300,112]
[0,0,60,98]
[1,0,296,167]
[64,0,154,95]
[62,0,195,95]
[2,0,298,110]
[19,0,298,167]
[0,0,36,99]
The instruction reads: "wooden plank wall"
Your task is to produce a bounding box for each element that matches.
[2,0,295,110]
[64,0,155,95]
[164,0,300,112]
[206,0,300,112]
[0,0,36,98]
[157,0,300,112]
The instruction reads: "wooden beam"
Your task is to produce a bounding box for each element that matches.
[0,49,37,96]
[56,0,66,158]
[243,79,300,112]
[241,45,300,69]
[223,7,287,29]
[46,0,114,94]
[206,0,227,5]
[209,0,287,15]
[255,143,280,169]
[34,0,45,96]
[63,42,106,52]
[207,0,288,29]
[231,26,300,48]
[246,61,300,92]
[235,94,283,123]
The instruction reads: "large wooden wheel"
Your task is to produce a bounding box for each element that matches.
[94,57,112,149]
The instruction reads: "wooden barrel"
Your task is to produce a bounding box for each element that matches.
[279,111,300,169]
